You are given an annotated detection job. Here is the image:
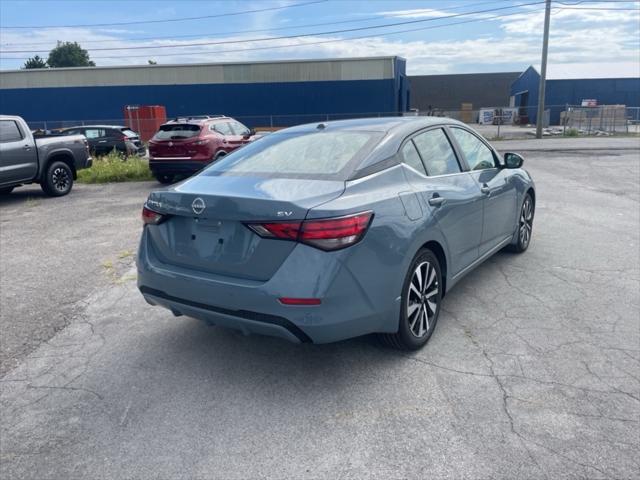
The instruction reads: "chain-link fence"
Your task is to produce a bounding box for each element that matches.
[25,105,640,142]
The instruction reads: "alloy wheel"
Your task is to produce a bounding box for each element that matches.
[407,261,439,338]
[52,167,70,192]
[519,197,533,247]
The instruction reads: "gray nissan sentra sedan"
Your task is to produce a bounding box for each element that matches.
[137,117,535,350]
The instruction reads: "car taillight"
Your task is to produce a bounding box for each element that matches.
[246,211,373,251]
[142,205,166,225]
[120,135,128,141]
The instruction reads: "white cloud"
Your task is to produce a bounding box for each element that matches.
[0,2,638,76]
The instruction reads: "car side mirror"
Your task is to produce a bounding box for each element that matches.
[503,152,524,169]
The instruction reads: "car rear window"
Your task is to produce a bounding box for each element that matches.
[153,124,201,140]
[203,130,381,179]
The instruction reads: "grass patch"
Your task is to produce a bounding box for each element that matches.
[77,151,154,184]
[564,128,580,137]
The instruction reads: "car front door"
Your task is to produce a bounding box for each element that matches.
[402,127,484,276]
[0,119,37,185]
[449,127,518,256]
[229,121,252,146]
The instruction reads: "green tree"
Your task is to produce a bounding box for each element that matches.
[47,41,95,68]
[23,55,48,69]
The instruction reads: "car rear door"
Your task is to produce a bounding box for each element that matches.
[103,128,124,153]
[84,128,107,155]
[0,119,37,184]
[449,127,517,256]
[402,127,483,276]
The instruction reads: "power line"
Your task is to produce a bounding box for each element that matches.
[1,6,548,61]
[0,0,327,29]
[0,0,509,47]
[2,1,547,54]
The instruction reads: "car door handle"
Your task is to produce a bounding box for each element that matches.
[98,140,107,143]
[23,144,31,150]
[481,185,491,195]
[428,196,445,207]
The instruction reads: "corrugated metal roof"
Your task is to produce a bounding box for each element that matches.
[0,56,401,89]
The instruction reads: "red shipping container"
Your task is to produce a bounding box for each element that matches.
[124,105,167,142]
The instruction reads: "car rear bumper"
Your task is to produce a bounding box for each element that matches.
[149,159,209,175]
[136,228,399,344]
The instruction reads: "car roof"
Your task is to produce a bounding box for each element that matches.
[282,116,466,135]
[61,125,129,130]
[274,116,476,177]
[164,116,231,125]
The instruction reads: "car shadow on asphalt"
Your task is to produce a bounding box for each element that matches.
[122,250,523,392]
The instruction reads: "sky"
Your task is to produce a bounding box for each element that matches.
[0,0,638,76]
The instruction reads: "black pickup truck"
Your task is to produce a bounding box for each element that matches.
[0,115,92,196]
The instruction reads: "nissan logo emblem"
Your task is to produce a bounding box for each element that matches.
[192,197,206,215]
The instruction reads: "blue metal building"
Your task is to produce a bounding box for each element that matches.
[510,65,640,125]
[0,56,409,129]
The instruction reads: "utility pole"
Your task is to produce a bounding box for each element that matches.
[536,0,552,139]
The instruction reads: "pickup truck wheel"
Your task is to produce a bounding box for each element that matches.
[0,187,14,195]
[42,161,73,197]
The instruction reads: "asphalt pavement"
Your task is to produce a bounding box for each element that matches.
[1,138,639,479]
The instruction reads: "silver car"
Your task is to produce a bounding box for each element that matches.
[137,117,535,350]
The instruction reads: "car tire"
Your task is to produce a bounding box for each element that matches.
[214,151,227,161]
[41,161,73,197]
[155,173,174,185]
[506,193,534,253]
[0,187,14,195]
[380,248,442,350]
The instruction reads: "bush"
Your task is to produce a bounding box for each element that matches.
[77,151,154,184]
[564,128,580,137]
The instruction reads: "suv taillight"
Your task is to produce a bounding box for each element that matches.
[246,211,373,251]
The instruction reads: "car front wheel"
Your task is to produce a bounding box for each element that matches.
[41,161,73,197]
[507,193,534,253]
[380,248,442,350]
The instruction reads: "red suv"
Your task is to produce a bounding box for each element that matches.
[148,116,254,184]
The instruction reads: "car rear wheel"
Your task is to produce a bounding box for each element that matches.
[154,173,174,185]
[507,193,534,253]
[380,248,442,350]
[41,161,73,197]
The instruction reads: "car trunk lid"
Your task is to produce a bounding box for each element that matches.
[145,174,345,280]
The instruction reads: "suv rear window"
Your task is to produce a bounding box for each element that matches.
[154,124,201,140]
[204,130,381,179]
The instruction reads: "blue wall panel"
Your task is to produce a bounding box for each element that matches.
[510,66,540,124]
[0,79,399,129]
[511,67,640,125]
[546,78,640,124]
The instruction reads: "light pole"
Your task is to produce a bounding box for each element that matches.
[536,0,552,139]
